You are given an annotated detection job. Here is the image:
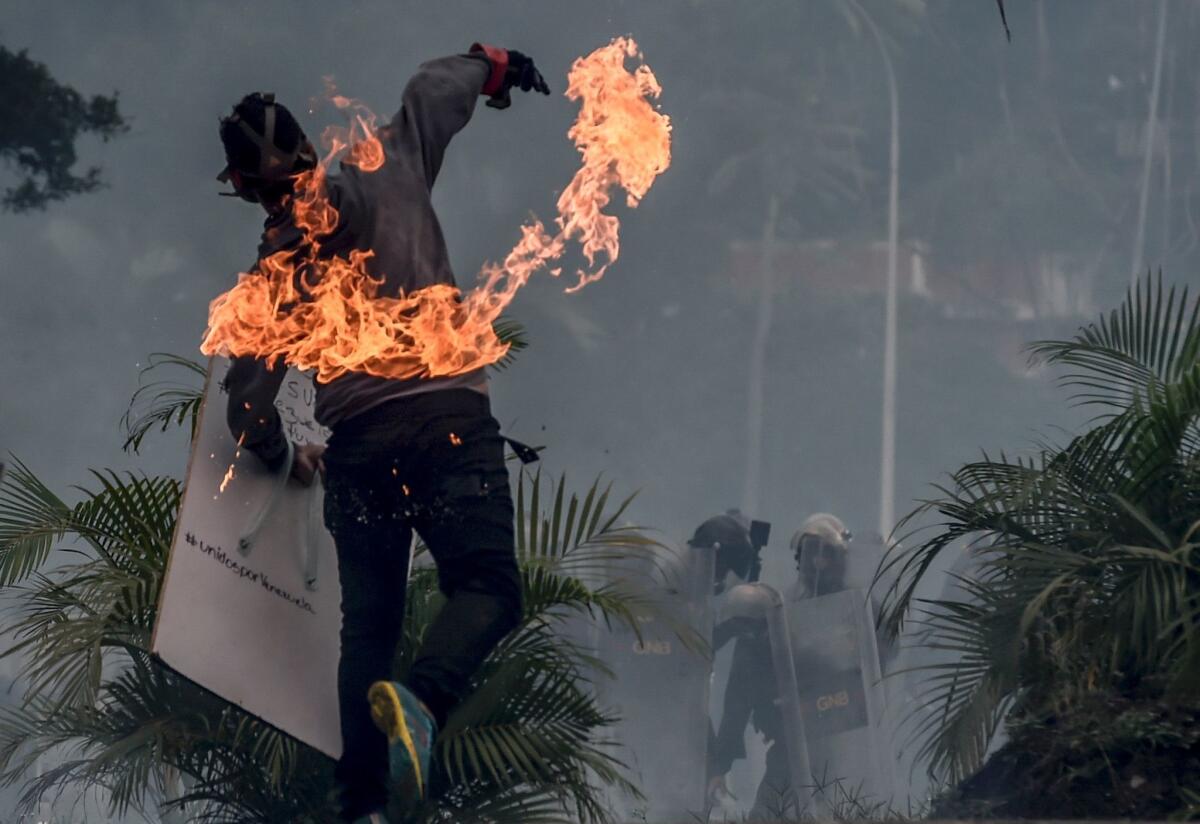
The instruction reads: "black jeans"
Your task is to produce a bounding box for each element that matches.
[321,389,521,820]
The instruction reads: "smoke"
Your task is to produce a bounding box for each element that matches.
[3,0,1183,817]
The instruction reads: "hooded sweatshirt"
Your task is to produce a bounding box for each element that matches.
[222,49,505,467]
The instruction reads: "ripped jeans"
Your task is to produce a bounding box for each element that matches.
[321,389,521,820]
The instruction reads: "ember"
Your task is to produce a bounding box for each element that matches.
[218,433,246,494]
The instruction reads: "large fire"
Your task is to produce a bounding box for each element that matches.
[200,37,671,382]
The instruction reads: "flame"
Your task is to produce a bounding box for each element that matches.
[201,37,671,382]
[322,78,385,173]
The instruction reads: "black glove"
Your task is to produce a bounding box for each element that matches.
[486,50,551,110]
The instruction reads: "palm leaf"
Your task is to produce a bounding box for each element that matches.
[884,276,1200,782]
[1029,274,1200,414]
[0,457,74,585]
[122,353,207,453]
[490,317,529,372]
[1,439,666,823]
[0,462,180,587]
[515,469,667,581]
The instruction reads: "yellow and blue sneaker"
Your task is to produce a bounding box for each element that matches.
[367,681,437,803]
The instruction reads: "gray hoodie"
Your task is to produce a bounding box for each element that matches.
[223,51,496,467]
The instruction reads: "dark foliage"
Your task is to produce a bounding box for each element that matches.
[933,688,1200,819]
[0,356,661,823]
[0,45,128,212]
[878,276,1200,815]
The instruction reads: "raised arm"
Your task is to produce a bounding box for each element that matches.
[385,45,549,188]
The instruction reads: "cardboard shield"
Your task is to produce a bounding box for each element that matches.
[782,582,895,803]
[564,543,715,822]
[152,357,344,758]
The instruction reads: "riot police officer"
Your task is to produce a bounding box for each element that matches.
[792,513,853,597]
[686,512,766,806]
[709,513,858,818]
[688,511,757,595]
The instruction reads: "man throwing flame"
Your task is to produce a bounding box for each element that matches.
[215,44,549,824]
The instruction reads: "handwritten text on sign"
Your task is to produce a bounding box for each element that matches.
[183,531,316,615]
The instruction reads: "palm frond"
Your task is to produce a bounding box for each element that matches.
[1029,274,1200,414]
[0,461,179,588]
[0,457,75,585]
[2,424,664,824]
[490,317,529,372]
[431,782,582,824]
[122,353,207,453]
[885,276,1200,783]
[515,469,667,581]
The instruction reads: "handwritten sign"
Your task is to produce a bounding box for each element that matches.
[153,358,343,758]
[182,531,317,614]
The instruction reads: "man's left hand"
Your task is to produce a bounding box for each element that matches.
[291,442,326,486]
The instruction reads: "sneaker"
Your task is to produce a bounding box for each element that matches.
[367,681,437,802]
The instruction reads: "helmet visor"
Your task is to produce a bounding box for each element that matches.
[796,534,848,595]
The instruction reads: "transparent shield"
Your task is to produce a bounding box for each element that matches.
[561,541,716,822]
[725,582,825,819]
[781,577,896,806]
[795,536,883,597]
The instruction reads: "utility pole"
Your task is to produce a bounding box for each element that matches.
[743,194,780,516]
[1130,0,1169,286]
[850,0,902,540]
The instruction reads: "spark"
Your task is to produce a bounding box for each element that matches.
[218,432,247,495]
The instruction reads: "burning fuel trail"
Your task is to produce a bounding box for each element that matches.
[200,37,671,382]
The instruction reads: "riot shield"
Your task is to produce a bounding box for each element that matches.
[569,541,716,822]
[152,357,346,757]
[720,582,825,818]
[781,575,896,806]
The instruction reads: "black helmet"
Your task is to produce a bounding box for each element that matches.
[689,513,755,586]
[218,92,317,203]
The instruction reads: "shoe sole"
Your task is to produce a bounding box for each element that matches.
[367,681,425,799]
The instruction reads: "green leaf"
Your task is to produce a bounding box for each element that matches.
[122,352,207,453]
